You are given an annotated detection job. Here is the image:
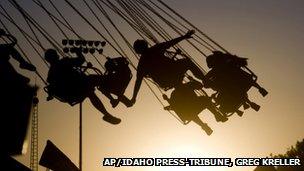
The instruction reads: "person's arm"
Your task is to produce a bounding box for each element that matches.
[154,30,195,50]
[68,48,85,66]
[10,48,36,71]
[131,71,144,105]
[130,60,146,105]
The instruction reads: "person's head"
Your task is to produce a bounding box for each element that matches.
[206,51,224,68]
[45,49,59,64]
[133,39,148,54]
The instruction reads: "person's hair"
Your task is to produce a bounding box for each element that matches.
[133,39,148,54]
[45,49,59,63]
[206,51,224,68]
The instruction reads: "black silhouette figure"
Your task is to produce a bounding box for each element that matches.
[0,29,36,83]
[97,57,133,108]
[0,29,37,155]
[163,78,227,135]
[2,154,31,171]
[130,30,206,105]
[204,51,268,115]
[44,48,121,124]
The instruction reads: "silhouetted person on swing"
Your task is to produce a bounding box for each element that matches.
[205,51,268,96]
[130,30,206,105]
[163,78,228,135]
[204,51,267,114]
[0,29,37,155]
[44,48,121,124]
[97,57,133,108]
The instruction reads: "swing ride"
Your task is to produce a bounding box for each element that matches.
[0,0,268,170]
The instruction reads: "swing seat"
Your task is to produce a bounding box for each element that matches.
[44,68,93,106]
[44,85,87,106]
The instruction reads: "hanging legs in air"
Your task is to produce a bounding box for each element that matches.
[191,116,213,136]
[98,86,132,108]
[205,100,228,122]
[113,95,133,108]
[252,82,268,97]
[244,97,260,112]
[87,91,121,124]
[176,58,207,83]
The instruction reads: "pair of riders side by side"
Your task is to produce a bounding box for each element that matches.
[205,51,268,97]
[44,48,127,125]
[204,51,268,114]
[129,30,228,135]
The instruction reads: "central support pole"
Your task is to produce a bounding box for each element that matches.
[79,102,82,171]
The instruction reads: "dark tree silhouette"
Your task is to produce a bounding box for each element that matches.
[274,139,304,171]
[254,139,304,171]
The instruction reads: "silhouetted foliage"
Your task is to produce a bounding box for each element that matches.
[254,139,304,171]
[254,166,277,171]
[273,139,304,171]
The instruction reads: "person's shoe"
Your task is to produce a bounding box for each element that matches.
[110,99,119,108]
[236,110,244,117]
[243,103,250,110]
[259,88,268,97]
[201,124,213,136]
[122,98,133,107]
[103,115,121,125]
[220,116,228,122]
[250,102,260,111]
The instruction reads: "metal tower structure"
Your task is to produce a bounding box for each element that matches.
[30,97,39,171]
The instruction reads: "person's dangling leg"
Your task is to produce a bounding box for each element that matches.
[178,58,206,82]
[97,86,119,108]
[206,105,228,122]
[192,116,213,135]
[252,82,268,97]
[245,97,260,112]
[117,95,133,107]
[87,92,121,124]
[91,74,120,108]
[200,96,228,122]
[207,106,228,122]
